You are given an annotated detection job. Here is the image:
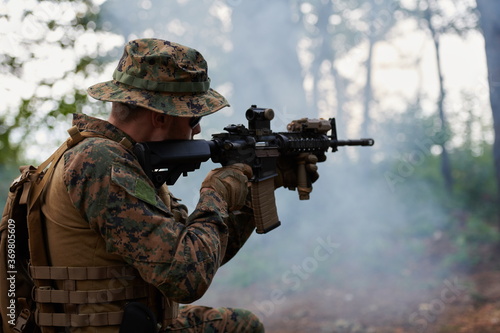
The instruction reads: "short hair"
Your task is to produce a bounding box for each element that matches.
[111,102,142,123]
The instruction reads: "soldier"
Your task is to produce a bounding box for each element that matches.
[36,38,264,332]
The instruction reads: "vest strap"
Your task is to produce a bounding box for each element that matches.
[12,299,31,333]
[35,310,124,327]
[162,297,179,328]
[30,265,137,281]
[34,285,149,304]
[67,126,84,146]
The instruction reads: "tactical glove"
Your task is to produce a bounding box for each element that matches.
[274,153,319,199]
[201,163,253,211]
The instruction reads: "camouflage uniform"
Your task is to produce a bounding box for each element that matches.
[41,113,263,332]
[37,39,264,332]
[87,39,229,117]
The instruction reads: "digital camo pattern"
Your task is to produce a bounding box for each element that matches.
[166,305,264,332]
[63,113,255,304]
[87,38,229,117]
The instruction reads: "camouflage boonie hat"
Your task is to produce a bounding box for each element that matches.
[87,38,229,117]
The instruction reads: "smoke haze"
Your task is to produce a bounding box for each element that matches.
[95,0,486,330]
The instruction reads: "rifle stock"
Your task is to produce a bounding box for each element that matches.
[133,105,375,233]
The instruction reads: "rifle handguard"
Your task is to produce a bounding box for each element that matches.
[251,178,281,233]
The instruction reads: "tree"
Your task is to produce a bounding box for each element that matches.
[403,0,478,193]
[476,0,500,223]
[294,0,403,158]
[293,0,365,128]
[0,0,122,164]
[420,0,454,193]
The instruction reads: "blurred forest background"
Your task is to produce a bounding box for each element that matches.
[1,0,500,332]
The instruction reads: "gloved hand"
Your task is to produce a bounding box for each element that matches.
[274,153,319,199]
[201,163,253,211]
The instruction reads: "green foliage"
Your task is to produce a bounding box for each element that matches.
[442,219,500,270]
[373,103,499,273]
[0,164,19,210]
[441,148,500,270]
[0,0,121,165]
[452,145,498,218]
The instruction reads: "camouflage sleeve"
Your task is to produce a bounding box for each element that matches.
[63,138,228,303]
[170,196,189,224]
[220,207,255,266]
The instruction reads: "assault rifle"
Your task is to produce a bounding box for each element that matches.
[134,105,374,233]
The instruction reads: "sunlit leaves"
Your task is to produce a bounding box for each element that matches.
[0,0,123,163]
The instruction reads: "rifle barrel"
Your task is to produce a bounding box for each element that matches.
[332,138,375,147]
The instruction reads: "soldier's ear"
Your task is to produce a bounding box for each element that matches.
[151,112,168,129]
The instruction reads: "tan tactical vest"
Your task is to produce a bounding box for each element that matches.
[30,128,178,332]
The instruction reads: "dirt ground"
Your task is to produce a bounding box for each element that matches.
[247,229,500,332]
[199,234,500,332]
[259,270,500,333]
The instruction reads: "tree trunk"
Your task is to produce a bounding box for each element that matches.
[476,0,500,223]
[424,3,454,193]
[432,31,453,193]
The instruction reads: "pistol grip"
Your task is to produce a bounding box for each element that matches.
[251,178,281,234]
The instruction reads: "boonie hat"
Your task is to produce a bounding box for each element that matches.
[87,38,229,117]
